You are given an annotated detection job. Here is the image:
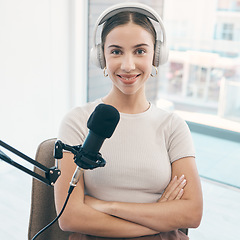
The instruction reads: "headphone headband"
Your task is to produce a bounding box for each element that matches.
[93,2,166,47]
[98,5,159,24]
[91,2,169,68]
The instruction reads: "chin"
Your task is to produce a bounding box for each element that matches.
[118,87,144,96]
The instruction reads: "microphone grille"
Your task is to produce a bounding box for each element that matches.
[87,104,120,138]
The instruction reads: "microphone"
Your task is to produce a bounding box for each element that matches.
[82,103,120,155]
[70,103,120,187]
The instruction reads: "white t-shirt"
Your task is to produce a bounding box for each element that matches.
[58,99,195,203]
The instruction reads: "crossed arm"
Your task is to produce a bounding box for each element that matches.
[54,152,203,238]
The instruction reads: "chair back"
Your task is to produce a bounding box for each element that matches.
[28,138,71,240]
[179,228,188,235]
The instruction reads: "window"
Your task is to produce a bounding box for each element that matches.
[161,0,240,124]
[215,23,234,40]
[217,0,240,11]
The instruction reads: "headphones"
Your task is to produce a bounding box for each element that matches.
[90,2,169,69]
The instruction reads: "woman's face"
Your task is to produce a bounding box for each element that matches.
[104,22,155,96]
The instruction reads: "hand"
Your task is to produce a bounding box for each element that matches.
[158,175,187,203]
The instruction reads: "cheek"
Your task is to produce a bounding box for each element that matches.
[140,57,154,72]
[105,60,117,73]
[104,49,115,69]
[105,56,120,72]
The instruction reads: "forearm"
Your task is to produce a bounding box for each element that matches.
[59,201,158,237]
[106,198,202,232]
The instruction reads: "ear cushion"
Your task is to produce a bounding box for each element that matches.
[153,40,169,66]
[90,44,106,69]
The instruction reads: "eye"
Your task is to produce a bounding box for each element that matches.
[135,49,146,55]
[111,49,122,55]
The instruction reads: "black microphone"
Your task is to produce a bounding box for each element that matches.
[70,103,120,187]
[82,103,120,155]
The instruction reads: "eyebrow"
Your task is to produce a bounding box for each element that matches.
[134,43,150,48]
[108,45,122,49]
[107,43,150,49]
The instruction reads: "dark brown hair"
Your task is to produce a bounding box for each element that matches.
[101,11,156,49]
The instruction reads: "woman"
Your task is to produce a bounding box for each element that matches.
[55,3,203,239]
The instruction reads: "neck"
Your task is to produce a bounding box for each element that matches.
[102,90,150,114]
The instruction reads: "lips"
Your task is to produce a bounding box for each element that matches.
[117,74,141,84]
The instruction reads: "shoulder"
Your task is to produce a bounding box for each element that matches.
[62,99,102,124]
[150,105,195,162]
[151,104,186,127]
[58,99,102,145]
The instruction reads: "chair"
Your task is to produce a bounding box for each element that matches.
[179,228,188,235]
[28,138,71,240]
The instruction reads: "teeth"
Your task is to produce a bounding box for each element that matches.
[122,76,135,81]
[119,75,139,81]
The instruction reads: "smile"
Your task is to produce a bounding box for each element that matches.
[117,74,141,84]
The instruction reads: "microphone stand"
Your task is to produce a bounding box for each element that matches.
[0,140,60,186]
[0,139,106,240]
[0,139,106,186]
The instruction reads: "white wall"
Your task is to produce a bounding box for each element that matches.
[0,0,87,157]
[0,1,88,239]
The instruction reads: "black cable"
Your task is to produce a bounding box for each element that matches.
[31,185,75,240]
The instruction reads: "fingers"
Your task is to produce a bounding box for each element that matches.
[160,175,187,202]
[175,188,184,200]
[165,175,178,191]
[168,177,186,201]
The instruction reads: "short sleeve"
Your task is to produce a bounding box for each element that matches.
[167,113,195,163]
[57,100,102,146]
[57,107,89,146]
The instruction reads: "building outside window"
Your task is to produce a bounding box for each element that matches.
[217,0,240,11]
[159,0,240,123]
[215,23,234,40]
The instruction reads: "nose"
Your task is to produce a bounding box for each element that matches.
[120,53,135,72]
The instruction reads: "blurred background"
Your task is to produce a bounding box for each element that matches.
[0,0,240,239]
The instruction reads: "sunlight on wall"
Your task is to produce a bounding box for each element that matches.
[0,0,72,157]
